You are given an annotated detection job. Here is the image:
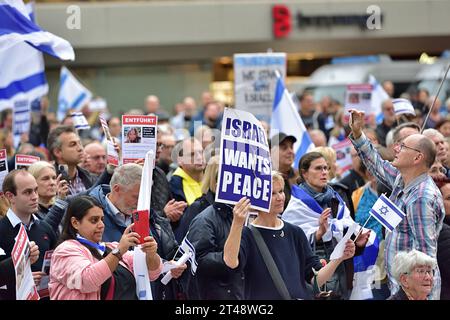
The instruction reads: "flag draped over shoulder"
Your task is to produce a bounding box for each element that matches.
[283,184,380,300]
[0,0,74,60]
[270,76,314,168]
[282,185,355,243]
[57,67,92,121]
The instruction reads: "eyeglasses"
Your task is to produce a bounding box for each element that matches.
[312,165,329,172]
[430,166,447,175]
[407,268,435,277]
[399,142,422,154]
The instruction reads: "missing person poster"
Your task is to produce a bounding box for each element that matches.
[15,154,40,170]
[0,149,9,194]
[37,250,53,298]
[234,52,286,119]
[100,117,120,166]
[331,138,353,174]
[344,84,373,122]
[121,115,157,164]
[12,225,39,300]
[216,108,272,212]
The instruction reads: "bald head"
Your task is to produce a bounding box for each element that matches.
[84,142,107,175]
[145,95,160,114]
[406,134,436,169]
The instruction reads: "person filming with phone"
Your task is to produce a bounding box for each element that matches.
[348,108,445,300]
[283,151,370,299]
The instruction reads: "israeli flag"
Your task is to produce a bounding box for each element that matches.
[369,194,406,232]
[271,76,314,168]
[369,75,389,124]
[392,98,415,116]
[0,1,47,111]
[71,112,90,130]
[179,235,198,275]
[283,185,355,243]
[0,0,74,61]
[57,67,92,121]
[350,228,380,300]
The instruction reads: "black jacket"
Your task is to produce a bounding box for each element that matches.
[387,287,409,300]
[151,166,173,218]
[438,221,450,300]
[174,191,215,243]
[186,202,244,300]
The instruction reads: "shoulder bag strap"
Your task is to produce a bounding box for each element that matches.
[249,226,291,300]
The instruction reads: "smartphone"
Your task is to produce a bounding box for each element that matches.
[330,198,339,219]
[58,164,70,182]
[132,210,150,244]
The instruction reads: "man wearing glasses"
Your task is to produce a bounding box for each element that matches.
[348,109,445,300]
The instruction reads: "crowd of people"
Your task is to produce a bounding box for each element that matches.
[0,83,449,300]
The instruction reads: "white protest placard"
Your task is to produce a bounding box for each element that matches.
[13,99,31,149]
[12,225,39,300]
[234,52,286,119]
[15,154,40,170]
[331,139,353,174]
[121,115,157,164]
[99,117,120,166]
[330,222,358,260]
[216,108,272,212]
[344,84,373,122]
[0,149,9,194]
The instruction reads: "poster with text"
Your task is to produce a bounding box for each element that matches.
[216,108,272,212]
[344,84,373,122]
[12,225,39,300]
[122,115,157,164]
[37,250,53,298]
[0,149,9,194]
[234,52,286,119]
[15,154,40,170]
[331,138,353,174]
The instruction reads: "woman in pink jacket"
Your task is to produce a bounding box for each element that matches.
[49,195,162,300]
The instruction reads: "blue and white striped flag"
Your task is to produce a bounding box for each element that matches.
[369,75,389,124]
[369,194,406,232]
[71,112,90,130]
[271,76,314,168]
[283,185,355,243]
[0,1,48,111]
[392,98,415,116]
[58,67,92,121]
[0,0,74,61]
[179,235,198,275]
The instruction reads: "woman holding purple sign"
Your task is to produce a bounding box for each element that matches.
[223,171,356,300]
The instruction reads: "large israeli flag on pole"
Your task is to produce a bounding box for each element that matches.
[369,194,406,232]
[369,75,389,124]
[0,1,48,111]
[57,67,92,121]
[271,76,314,167]
[0,0,74,61]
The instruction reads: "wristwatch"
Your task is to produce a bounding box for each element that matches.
[111,248,122,260]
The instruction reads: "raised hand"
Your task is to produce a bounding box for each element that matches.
[316,208,331,241]
[232,197,251,226]
[164,199,188,222]
[140,236,158,256]
[341,240,356,260]
[29,241,39,265]
[348,109,365,139]
[118,223,140,255]
[56,174,69,200]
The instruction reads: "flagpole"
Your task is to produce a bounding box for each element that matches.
[353,215,372,243]
[420,63,450,133]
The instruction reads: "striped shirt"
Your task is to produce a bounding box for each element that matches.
[350,133,445,299]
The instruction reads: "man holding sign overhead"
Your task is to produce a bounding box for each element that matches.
[348,109,445,299]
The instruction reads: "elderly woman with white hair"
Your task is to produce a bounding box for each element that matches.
[388,250,437,300]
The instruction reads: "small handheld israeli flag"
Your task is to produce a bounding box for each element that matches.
[71,112,90,130]
[393,98,415,116]
[179,235,198,275]
[369,194,406,232]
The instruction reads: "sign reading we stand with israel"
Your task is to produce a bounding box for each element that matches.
[216,108,272,212]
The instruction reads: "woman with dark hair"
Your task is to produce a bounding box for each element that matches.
[283,152,371,299]
[49,195,162,300]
